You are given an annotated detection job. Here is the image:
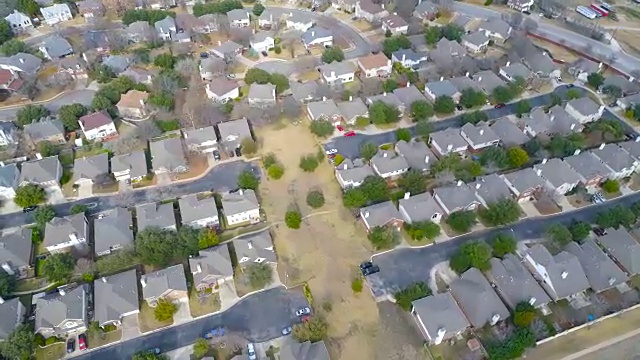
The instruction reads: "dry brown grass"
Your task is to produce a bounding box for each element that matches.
[614,30,640,58]
[529,38,581,63]
[175,154,209,181]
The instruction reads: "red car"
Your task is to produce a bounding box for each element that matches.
[336,124,344,131]
[344,131,356,137]
[78,333,87,351]
[494,103,506,109]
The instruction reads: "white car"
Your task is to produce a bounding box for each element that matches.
[247,343,256,360]
[295,307,311,316]
[325,149,337,155]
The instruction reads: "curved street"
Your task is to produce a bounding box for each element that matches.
[0,90,95,119]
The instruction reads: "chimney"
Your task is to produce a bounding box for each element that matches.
[139,99,145,107]
[381,4,385,9]
[424,155,429,163]
[330,71,335,77]
[323,96,327,101]
[440,76,444,81]
[383,92,387,96]
[447,144,453,151]
[561,271,568,279]
[599,143,606,150]
[598,62,603,69]
[456,180,463,186]
[475,183,481,189]
[311,31,315,37]
[383,152,388,157]
[101,277,107,283]
[542,158,548,164]
[434,327,446,345]
[490,314,501,326]
[477,76,482,82]
[239,189,244,195]
[196,264,202,273]
[630,76,635,82]
[1,263,13,275]
[140,277,147,287]
[536,168,542,176]
[364,211,370,218]
[69,233,78,243]
[574,149,581,155]
[506,61,510,67]
[635,136,640,143]
[343,163,348,170]
[479,129,484,135]
[529,297,537,306]
[218,40,222,46]
[349,95,353,101]
[403,192,410,200]
[549,115,555,122]
[402,53,406,62]
[247,241,253,249]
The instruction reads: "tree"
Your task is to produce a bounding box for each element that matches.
[153,53,176,69]
[603,85,622,99]
[569,220,591,242]
[395,128,411,142]
[449,241,492,273]
[41,253,75,282]
[306,190,325,209]
[133,352,169,360]
[486,327,536,360]
[547,133,585,157]
[0,325,35,360]
[382,78,398,92]
[269,73,289,94]
[513,302,536,328]
[405,221,440,241]
[491,233,517,258]
[492,86,514,104]
[0,271,15,297]
[369,101,400,124]
[479,146,508,170]
[135,228,183,267]
[433,95,455,114]
[459,88,487,108]
[546,223,572,247]
[367,227,398,250]
[565,88,581,100]
[506,147,529,168]
[595,205,637,229]
[445,210,477,234]
[244,68,271,84]
[587,72,605,89]
[0,39,27,56]
[17,0,40,17]
[292,316,328,343]
[321,47,344,63]
[587,118,624,141]
[267,164,284,179]
[154,299,177,321]
[15,104,49,127]
[14,184,46,208]
[398,169,428,194]
[70,204,88,215]
[394,282,432,311]
[237,169,259,190]
[251,2,265,16]
[409,100,434,121]
[424,26,442,45]
[91,95,114,112]
[299,154,320,172]
[515,99,531,117]
[148,92,175,111]
[460,110,489,125]
[58,104,87,132]
[479,199,522,226]
[602,179,620,193]
[198,228,219,249]
[381,35,411,57]
[285,210,302,229]
[246,262,273,288]
[415,120,432,140]
[309,119,334,137]
[240,137,258,156]
[192,338,210,359]
[359,142,379,161]
[33,205,55,228]
[342,188,368,208]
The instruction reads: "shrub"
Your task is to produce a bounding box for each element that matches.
[449,241,492,274]
[513,302,536,328]
[394,282,432,311]
[274,46,282,54]
[34,333,45,347]
[333,153,345,166]
[303,282,313,305]
[351,277,363,293]
[306,190,325,208]
[45,336,61,345]
[285,210,302,229]
[602,179,620,193]
[267,164,285,179]
[299,154,320,172]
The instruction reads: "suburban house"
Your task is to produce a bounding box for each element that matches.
[566,239,628,293]
[520,106,581,137]
[183,126,218,154]
[334,159,374,189]
[227,9,251,27]
[395,139,436,173]
[4,10,32,32]
[393,84,427,108]
[205,78,240,103]
[179,194,219,229]
[435,38,466,58]
[73,153,109,185]
[39,35,74,60]
[490,117,530,147]
[473,70,507,94]
[332,0,358,12]
[500,168,546,202]
[337,97,368,125]
[154,16,176,41]
[116,90,149,119]
[127,21,155,43]
[35,286,88,338]
[424,79,461,103]
[359,201,404,231]
[590,143,639,179]
[291,81,321,103]
[279,337,331,360]
[507,0,535,12]
[135,202,177,231]
[533,159,582,197]
[0,298,25,341]
[0,69,22,92]
[211,40,243,62]
[487,255,551,310]
[564,151,613,188]
[57,57,89,80]
[366,92,404,116]
[76,0,106,19]
[78,111,117,141]
[461,31,490,53]
[250,31,275,53]
[370,150,409,179]
[248,83,277,107]
[0,227,33,279]
[286,12,314,32]
[381,13,408,35]
[478,18,512,42]
[450,268,510,328]
[597,228,640,276]
[94,208,134,257]
[523,52,561,79]
[0,164,19,200]
[355,0,388,22]
[429,128,469,157]
[564,97,604,123]
[0,53,42,75]
[217,118,252,152]
[221,189,261,226]
[301,27,333,49]
[43,213,88,253]
[398,192,445,224]
[411,293,471,345]
[306,99,342,124]
[93,269,139,328]
[470,174,513,207]
[175,13,206,33]
[433,181,481,215]
[413,0,441,21]
[41,4,73,26]
[568,58,601,83]
[18,156,62,188]
[233,230,276,266]
[111,151,148,182]
[258,9,276,29]
[499,61,533,82]
[603,75,640,96]
[617,93,640,110]
[189,245,234,292]
[150,137,188,174]
[460,122,500,152]
[200,57,225,80]
[524,244,590,301]
[318,61,355,85]
[103,55,130,74]
[357,53,392,78]
[85,31,114,54]
[391,49,428,69]
[141,265,188,307]
[450,75,480,93]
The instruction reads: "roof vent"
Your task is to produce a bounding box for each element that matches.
[561,271,568,279]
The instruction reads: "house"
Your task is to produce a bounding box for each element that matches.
[217,118,252,151]
[395,139,436,173]
[183,126,218,154]
[121,67,153,85]
[429,128,469,157]
[568,58,601,83]
[433,181,481,215]
[291,81,321,103]
[279,337,331,360]
[391,49,428,69]
[227,9,251,28]
[499,62,532,82]
[250,31,275,53]
[524,52,561,79]
[0,69,22,92]
[4,10,32,33]
[617,93,640,110]
[472,70,507,94]
[248,83,277,107]
[0,122,17,146]
[179,194,219,229]
[566,240,628,292]
[487,255,551,309]
[306,99,342,124]
[318,61,355,85]
[286,12,314,32]
[116,90,149,119]
[478,18,512,42]
[355,0,388,22]
[450,75,481,93]
[44,213,88,253]
[470,174,513,207]
[147,0,177,10]
[155,16,176,41]
[0,164,19,200]
[35,286,88,337]
[398,192,445,224]
[85,31,113,54]
[591,143,639,179]
[619,139,640,162]
[359,201,403,231]
[370,150,409,179]
[302,27,333,49]
[337,97,368,125]
[334,159,374,189]
[39,35,73,60]
[413,1,441,21]
[603,75,640,96]
[450,268,510,328]
[524,244,590,301]
[357,53,392,78]
[40,3,73,26]
[366,93,404,116]
[57,56,89,79]
[564,151,612,187]
[489,117,530,147]
[102,55,130,74]
[79,111,117,141]
[534,159,582,196]
[424,79,461,103]
[394,84,427,108]
[93,269,139,327]
[189,245,234,291]
[73,153,109,185]
[111,151,148,182]
[136,202,177,231]
[547,105,583,134]
[76,0,105,19]
[150,137,188,174]
[199,57,225,81]
[175,13,205,33]
[597,228,640,275]
[507,0,535,12]
[435,38,466,58]
[18,156,62,188]
[221,189,261,226]
[520,106,581,137]
[258,9,276,29]
[0,298,25,341]
[233,230,276,266]
[0,228,32,279]
[212,40,243,63]
[500,168,546,202]
[127,21,154,43]
[461,31,490,53]
[205,78,240,103]
[331,0,358,12]
[141,265,188,307]
[411,292,469,345]
[564,97,604,123]
[460,122,500,152]
[381,13,408,35]
[94,208,134,257]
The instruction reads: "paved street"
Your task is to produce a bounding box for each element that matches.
[70,287,308,360]
[0,90,95,119]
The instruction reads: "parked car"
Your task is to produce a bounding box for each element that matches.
[494,103,506,109]
[295,307,311,316]
[591,192,605,204]
[212,150,221,161]
[67,338,75,353]
[199,52,209,59]
[247,343,257,360]
[227,74,236,79]
[261,51,268,57]
[148,348,161,355]
[593,227,607,236]
[235,147,242,157]
[23,205,38,213]
[344,131,356,137]
[281,326,293,335]
[78,333,87,351]
[336,124,344,131]
[523,10,531,15]
[325,148,337,155]
[361,262,380,276]
[456,104,463,111]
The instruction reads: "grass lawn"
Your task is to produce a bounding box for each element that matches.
[189,290,221,318]
[88,329,122,349]
[93,181,119,194]
[297,70,320,82]
[34,343,65,360]
[15,277,47,292]
[59,152,74,167]
[132,175,157,189]
[138,302,173,333]
[75,146,109,159]
[353,20,373,32]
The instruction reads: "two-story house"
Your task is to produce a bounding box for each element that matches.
[533,158,583,197]
[179,194,219,229]
[76,0,106,20]
[411,293,470,345]
[136,202,177,231]
[450,268,510,328]
[205,78,240,103]
[0,227,32,279]
[500,168,547,202]
[111,151,148,183]
[564,97,604,124]
[183,126,218,154]
[248,83,277,108]
[0,298,25,341]
[487,255,551,310]
[564,150,613,188]
[217,118,252,152]
[232,230,276,267]
[524,244,590,301]
[391,49,428,70]
[461,31,490,53]
[357,53,392,78]
[398,192,444,224]
[566,239,628,293]
[141,265,188,307]
[39,35,73,60]
[355,0,388,22]
[150,137,188,174]
[286,12,314,32]
[424,79,461,103]
[18,156,62,189]
[43,213,88,253]
[499,61,532,82]
[41,4,73,26]
[189,245,234,292]
[334,159,374,189]
[307,98,342,124]
[79,111,117,141]
[35,286,88,338]
[94,208,134,257]
[155,16,176,41]
[93,269,139,328]
[318,61,355,85]
[4,10,32,33]
[478,18,512,42]
[359,201,404,231]
[429,128,468,157]
[221,189,261,226]
[381,13,408,35]
[433,181,481,215]
[370,150,409,179]
[460,123,500,153]
[250,31,275,53]
[73,153,109,185]
[227,9,251,28]
[116,90,149,119]
[591,143,640,180]
[301,27,333,49]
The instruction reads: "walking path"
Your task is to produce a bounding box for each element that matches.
[559,327,640,360]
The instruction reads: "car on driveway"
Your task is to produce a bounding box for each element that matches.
[336,124,344,131]
[78,333,87,351]
[360,261,380,276]
[67,338,75,353]
[235,147,242,157]
[281,326,292,335]
[344,131,356,137]
[593,227,607,236]
[213,150,221,161]
[200,52,209,59]
[456,104,463,111]
[247,343,257,360]
[295,307,311,316]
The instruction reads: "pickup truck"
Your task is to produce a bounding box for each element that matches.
[204,327,226,339]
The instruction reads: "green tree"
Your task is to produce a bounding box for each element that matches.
[587,72,605,89]
[367,227,398,250]
[546,223,572,247]
[394,282,432,311]
[486,327,536,360]
[58,104,87,132]
[237,169,259,190]
[0,271,15,297]
[405,221,440,240]
[547,133,585,157]
[382,35,412,57]
[306,190,325,208]
[506,147,529,168]
[460,110,489,125]
[192,0,243,16]
[433,95,455,114]
[177,225,200,256]
[135,228,182,267]
[121,9,176,25]
[15,104,49,127]
[415,120,433,140]
[424,26,442,45]
[602,179,620,193]
[478,199,522,226]
[569,220,591,242]
[244,68,271,84]
[445,210,477,234]
[450,241,493,273]
[595,205,637,229]
[153,53,176,69]
[321,47,344,63]
[133,351,169,360]
[342,188,368,208]
[246,262,273,288]
[603,84,622,99]
[14,184,46,208]
[395,128,411,142]
[267,164,285,179]
[37,141,59,157]
[513,302,536,328]
[70,204,88,215]
[515,99,532,117]
[0,39,27,56]
[309,119,335,137]
[91,95,114,112]
[299,154,320,172]
[565,88,581,100]
[492,85,514,104]
[240,137,258,156]
[397,169,428,194]
[198,228,219,249]
[192,338,210,359]
[459,88,487,108]
[369,101,400,124]
[17,0,41,17]
[34,205,56,228]
[292,316,328,343]
[479,146,508,169]
[93,64,117,83]
[441,23,465,41]
[409,100,434,121]
[382,78,398,92]
[285,210,302,229]
[154,299,177,321]
[41,253,75,282]
[491,233,517,258]
[359,142,379,161]
[587,118,625,141]
[0,324,35,360]
[251,2,265,16]
[148,92,175,111]
[269,73,289,94]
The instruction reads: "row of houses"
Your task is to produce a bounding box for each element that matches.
[412,227,640,344]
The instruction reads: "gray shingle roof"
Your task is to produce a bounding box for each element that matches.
[0,227,32,271]
[213,40,242,56]
[19,156,61,185]
[429,128,468,152]
[189,245,233,285]
[367,93,403,110]
[73,153,109,182]
[433,182,480,214]
[371,150,409,175]
[501,168,546,196]
[469,174,512,205]
[221,189,259,216]
[335,159,374,186]
[154,16,176,34]
[359,201,402,228]
[103,55,130,74]
[337,97,368,122]
[24,118,64,141]
[94,208,134,255]
[44,213,86,248]
[564,151,612,181]
[473,70,506,93]
[598,228,640,275]
[450,268,510,328]
[566,97,602,117]
[391,49,427,64]
[226,9,249,22]
[291,81,320,103]
[279,337,331,360]
[251,31,274,44]
[207,78,239,97]
[500,62,532,80]
[435,38,465,56]
[414,0,440,16]
[411,292,470,340]
[479,18,512,38]
[217,118,251,150]
[523,106,581,135]
[534,159,582,189]
[248,83,276,100]
[141,264,187,299]
[450,75,480,92]
[233,230,276,264]
[603,75,640,94]
[393,85,427,106]
[0,164,19,190]
[40,35,73,59]
[619,140,640,160]
[394,140,435,172]
[94,269,139,325]
[183,126,217,149]
[398,192,444,224]
[591,143,637,172]
[488,255,551,309]
[524,52,558,75]
[526,244,590,300]
[0,53,42,74]
[302,26,332,46]
[566,239,628,292]
[35,286,87,332]
[136,202,176,231]
[462,31,489,47]
[178,194,218,225]
[425,80,459,98]
[0,298,23,340]
[307,99,341,121]
[150,137,187,172]
[318,61,354,78]
[460,122,500,147]
[489,117,530,146]
[111,151,148,179]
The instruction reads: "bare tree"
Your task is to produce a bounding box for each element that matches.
[106,30,130,52]
[175,58,198,78]
[522,18,538,33]
[74,258,95,276]
[229,28,252,47]
[153,72,183,94]
[281,96,301,118]
[294,56,319,73]
[434,171,456,186]
[359,78,383,97]
[502,12,523,29]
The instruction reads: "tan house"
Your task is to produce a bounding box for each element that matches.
[357,53,392,78]
[141,264,188,307]
[116,90,149,119]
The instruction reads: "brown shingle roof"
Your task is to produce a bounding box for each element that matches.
[207,78,239,96]
[79,111,113,131]
[116,90,149,109]
[358,53,389,70]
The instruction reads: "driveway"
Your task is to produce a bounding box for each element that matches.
[77,182,93,199]
[121,314,140,340]
[218,281,239,311]
[46,187,66,204]
[174,300,193,324]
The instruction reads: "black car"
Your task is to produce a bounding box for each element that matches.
[360,261,380,276]
[456,104,463,111]
[360,261,373,270]
[199,52,209,59]
[261,51,268,57]
[22,206,37,213]
[212,150,221,161]
[567,84,575,88]
[593,227,607,237]
[67,338,76,353]
[235,147,242,157]
[522,10,531,15]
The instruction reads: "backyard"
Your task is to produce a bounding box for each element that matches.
[189,290,221,318]
[34,343,65,360]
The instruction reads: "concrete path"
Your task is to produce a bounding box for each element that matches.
[561,327,640,360]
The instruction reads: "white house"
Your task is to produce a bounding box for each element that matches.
[381,14,408,35]
[534,159,583,197]
[227,9,251,27]
[318,61,355,85]
[44,214,88,253]
[564,97,605,124]
[4,10,32,33]
[286,12,314,32]
[302,27,333,49]
[507,0,535,12]
[0,164,19,200]
[41,4,73,26]
[221,189,261,226]
[178,194,219,229]
[370,150,409,179]
[357,53,392,78]
[250,32,275,53]
[78,111,117,141]
[205,78,240,103]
